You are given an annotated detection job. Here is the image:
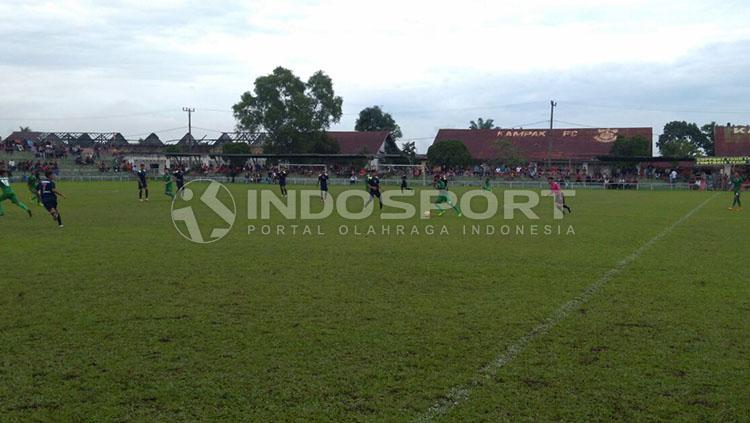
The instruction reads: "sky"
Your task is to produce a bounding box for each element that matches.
[1,0,750,153]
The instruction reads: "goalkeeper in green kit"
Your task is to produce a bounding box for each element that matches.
[0,168,32,218]
[163,168,175,199]
[728,170,746,211]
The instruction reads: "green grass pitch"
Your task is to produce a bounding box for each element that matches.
[1,181,748,421]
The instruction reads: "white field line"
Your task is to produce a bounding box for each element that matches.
[417,194,717,422]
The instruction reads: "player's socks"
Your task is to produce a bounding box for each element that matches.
[57,214,62,226]
[564,205,572,213]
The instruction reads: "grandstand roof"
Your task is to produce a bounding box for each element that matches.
[432,127,653,161]
[42,133,63,145]
[75,133,94,147]
[110,133,129,146]
[327,131,391,155]
[141,133,163,146]
[212,133,234,146]
[6,131,42,143]
[177,133,197,146]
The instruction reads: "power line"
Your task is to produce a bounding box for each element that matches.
[123,126,187,138]
[505,119,550,128]
[191,126,228,133]
[554,119,599,128]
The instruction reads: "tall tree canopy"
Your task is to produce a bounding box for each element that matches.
[232,67,343,154]
[427,140,473,168]
[657,121,708,158]
[222,142,252,168]
[401,141,417,163]
[610,135,651,157]
[355,106,402,139]
[609,135,652,173]
[469,118,495,130]
[700,121,716,156]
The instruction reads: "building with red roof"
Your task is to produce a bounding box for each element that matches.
[714,125,750,157]
[432,127,652,163]
[326,131,394,155]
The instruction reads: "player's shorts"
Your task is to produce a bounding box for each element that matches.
[369,188,381,197]
[42,198,57,211]
[138,181,148,189]
[279,181,287,187]
[436,195,449,204]
[320,186,328,192]
[554,192,564,204]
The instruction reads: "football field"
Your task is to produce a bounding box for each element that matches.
[1,181,748,421]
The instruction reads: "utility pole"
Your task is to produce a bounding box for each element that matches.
[182,107,195,153]
[546,100,557,170]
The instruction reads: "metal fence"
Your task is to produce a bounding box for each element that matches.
[5,173,718,192]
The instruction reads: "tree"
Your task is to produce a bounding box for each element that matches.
[222,142,252,168]
[610,135,651,157]
[469,118,495,130]
[700,121,716,156]
[609,135,651,174]
[427,140,473,168]
[232,66,343,154]
[657,121,707,158]
[493,138,525,167]
[401,141,417,163]
[355,106,402,139]
[307,134,340,154]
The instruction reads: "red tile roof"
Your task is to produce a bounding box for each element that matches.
[433,128,653,161]
[6,131,42,143]
[327,131,390,155]
[714,125,750,156]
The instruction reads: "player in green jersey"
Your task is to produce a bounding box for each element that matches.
[482,177,492,192]
[434,175,461,216]
[729,171,746,211]
[163,168,175,199]
[27,171,41,205]
[0,168,32,218]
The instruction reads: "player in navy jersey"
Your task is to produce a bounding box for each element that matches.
[364,169,383,209]
[136,163,149,202]
[400,175,413,193]
[173,166,185,195]
[37,171,66,227]
[318,170,329,200]
[278,168,288,197]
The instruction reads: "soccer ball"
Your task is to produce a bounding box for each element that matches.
[423,211,431,218]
